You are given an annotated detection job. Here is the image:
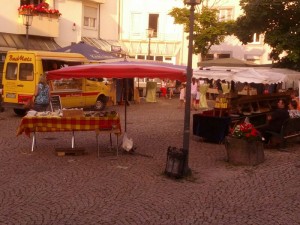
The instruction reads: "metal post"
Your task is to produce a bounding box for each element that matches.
[182,3,197,175]
[148,36,151,60]
[124,78,128,132]
[25,24,29,50]
[146,28,153,60]
[22,13,33,50]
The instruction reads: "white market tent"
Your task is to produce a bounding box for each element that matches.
[268,68,300,89]
[193,67,288,84]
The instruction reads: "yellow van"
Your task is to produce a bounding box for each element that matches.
[1,50,112,115]
[50,77,111,109]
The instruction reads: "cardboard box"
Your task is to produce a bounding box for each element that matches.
[238,89,257,96]
[62,109,84,117]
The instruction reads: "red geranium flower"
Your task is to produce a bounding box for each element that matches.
[18,4,61,17]
[230,122,262,141]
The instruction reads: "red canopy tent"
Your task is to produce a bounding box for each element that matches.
[47,61,187,132]
[47,61,186,81]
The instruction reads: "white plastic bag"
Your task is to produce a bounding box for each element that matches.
[122,132,133,152]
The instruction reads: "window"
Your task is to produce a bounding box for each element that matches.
[145,55,154,60]
[203,54,214,61]
[251,33,261,44]
[155,56,163,61]
[5,63,18,80]
[148,14,159,38]
[84,6,97,29]
[131,13,142,36]
[87,78,104,82]
[52,79,82,91]
[137,55,145,60]
[218,8,233,22]
[20,0,41,6]
[245,55,260,62]
[217,54,230,59]
[0,53,6,62]
[19,63,34,81]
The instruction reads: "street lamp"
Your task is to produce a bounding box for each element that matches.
[146,28,154,60]
[22,13,33,50]
[182,0,201,175]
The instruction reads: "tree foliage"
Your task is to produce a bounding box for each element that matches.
[234,0,300,70]
[169,6,234,58]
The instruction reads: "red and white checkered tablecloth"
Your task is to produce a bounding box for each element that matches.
[17,115,121,137]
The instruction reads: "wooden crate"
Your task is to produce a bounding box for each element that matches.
[62,109,84,117]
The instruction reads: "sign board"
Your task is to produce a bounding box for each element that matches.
[50,95,62,112]
[111,45,122,52]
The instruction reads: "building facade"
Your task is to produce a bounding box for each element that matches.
[0,0,124,82]
[118,0,274,66]
[0,0,274,71]
[203,0,273,65]
[118,0,188,65]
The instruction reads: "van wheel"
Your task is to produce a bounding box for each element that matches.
[13,108,27,116]
[94,97,106,111]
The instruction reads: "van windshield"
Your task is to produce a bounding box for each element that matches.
[87,78,104,82]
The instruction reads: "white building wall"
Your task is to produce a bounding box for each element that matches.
[99,0,119,40]
[55,0,83,47]
[54,0,119,47]
[0,2,23,34]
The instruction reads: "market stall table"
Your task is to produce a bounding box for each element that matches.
[17,113,122,157]
[193,113,231,143]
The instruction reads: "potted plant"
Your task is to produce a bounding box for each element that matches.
[18,4,35,15]
[18,4,61,18]
[225,120,265,166]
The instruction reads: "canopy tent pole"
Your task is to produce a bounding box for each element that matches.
[298,80,300,103]
[124,78,128,132]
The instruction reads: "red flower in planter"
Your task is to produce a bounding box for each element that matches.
[18,4,61,17]
[18,4,35,14]
[230,122,262,141]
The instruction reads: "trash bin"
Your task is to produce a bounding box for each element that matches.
[165,146,188,178]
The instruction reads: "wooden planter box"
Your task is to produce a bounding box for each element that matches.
[225,136,265,166]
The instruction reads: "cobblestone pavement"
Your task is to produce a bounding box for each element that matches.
[0,99,299,225]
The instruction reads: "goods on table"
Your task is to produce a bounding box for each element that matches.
[62,108,84,117]
[215,97,228,109]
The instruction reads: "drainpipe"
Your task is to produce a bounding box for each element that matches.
[98,3,101,39]
[118,0,122,40]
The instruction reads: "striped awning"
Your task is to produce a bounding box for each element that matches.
[82,37,128,55]
[0,32,60,51]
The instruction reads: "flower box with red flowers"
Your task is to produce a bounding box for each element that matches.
[229,121,262,142]
[18,4,61,17]
[225,121,265,166]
